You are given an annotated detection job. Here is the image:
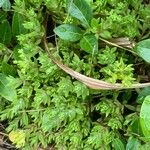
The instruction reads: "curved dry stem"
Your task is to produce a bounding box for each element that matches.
[43,38,150,90]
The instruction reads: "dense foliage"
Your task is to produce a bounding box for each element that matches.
[0,0,150,149]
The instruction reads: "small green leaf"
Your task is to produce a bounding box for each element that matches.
[74,81,89,100]
[2,61,16,77]
[67,0,92,28]
[0,11,7,22]
[45,0,59,10]
[12,12,27,37]
[57,77,74,97]
[126,137,140,150]
[135,39,150,63]
[97,46,116,64]
[21,112,29,126]
[140,96,150,139]
[100,30,112,39]
[112,138,125,150]
[0,73,17,101]
[0,20,11,44]
[12,45,21,60]
[54,24,82,42]
[90,18,99,33]
[137,87,150,104]
[80,34,98,54]
[129,118,143,136]
[2,0,11,11]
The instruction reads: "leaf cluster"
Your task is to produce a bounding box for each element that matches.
[0,0,150,150]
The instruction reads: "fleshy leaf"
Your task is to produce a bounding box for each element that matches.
[80,34,98,54]
[54,24,82,42]
[67,0,92,28]
[135,39,150,63]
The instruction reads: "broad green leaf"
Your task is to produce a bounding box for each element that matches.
[0,20,11,44]
[0,0,4,7]
[54,24,82,42]
[67,0,92,28]
[5,76,22,89]
[12,12,27,37]
[112,138,125,150]
[2,0,11,11]
[2,61,16,77]
[0,73,17,101]
[137,87,150,104]
[126,137,140,150]
[129,118,143,136]
[140,96,150,138]
[135,39,150,63]
[80,34,98,54]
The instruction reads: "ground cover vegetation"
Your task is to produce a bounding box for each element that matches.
[0,0,150,149]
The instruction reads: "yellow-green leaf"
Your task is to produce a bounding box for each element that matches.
[9,130,26,148]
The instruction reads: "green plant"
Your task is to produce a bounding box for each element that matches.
[0,0,150,149]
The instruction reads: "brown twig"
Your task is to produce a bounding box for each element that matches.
[0,132,8,137]
[43,37,150,90]
[99,37,137,56]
